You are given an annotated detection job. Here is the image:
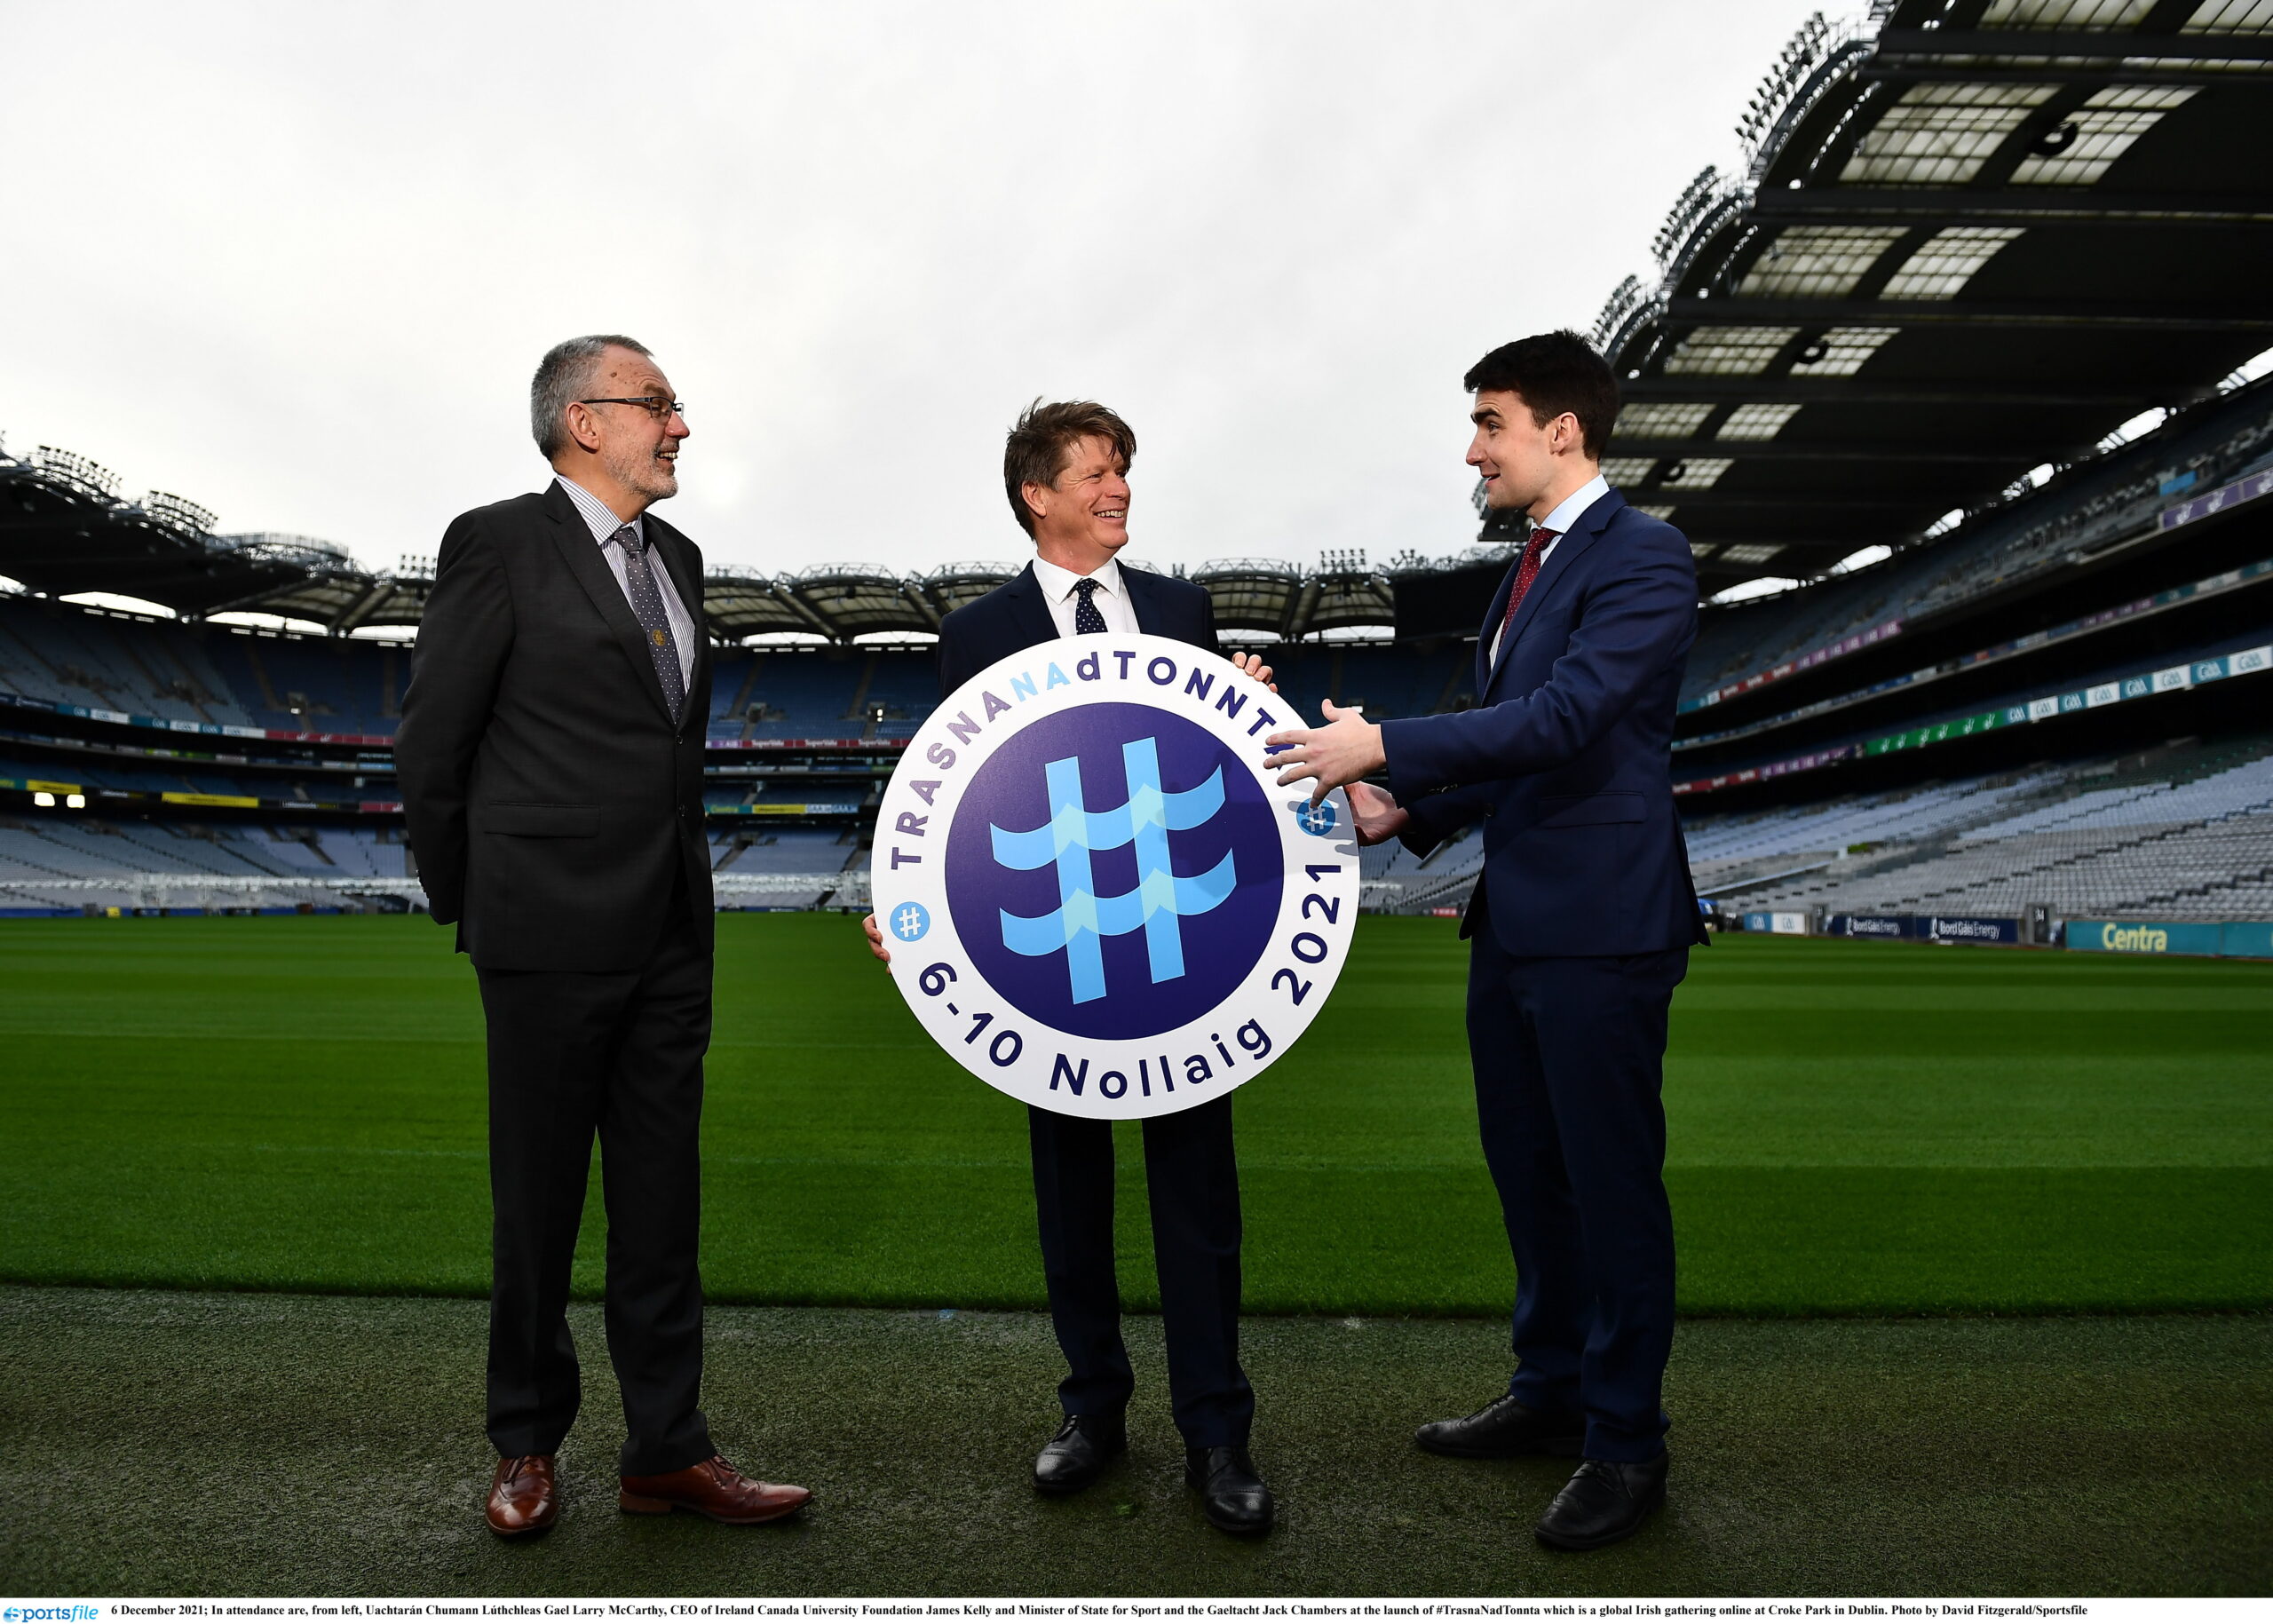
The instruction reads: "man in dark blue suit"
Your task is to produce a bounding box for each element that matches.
[1269,332,1706,1551]
[863,400,1279,1537]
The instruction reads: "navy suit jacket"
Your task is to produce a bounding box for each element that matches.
[1379,487,1707,958]
[936,559,1219,691]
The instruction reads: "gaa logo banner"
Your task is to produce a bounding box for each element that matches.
[874,633,1358,1119]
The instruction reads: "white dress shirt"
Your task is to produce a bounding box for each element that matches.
[1488,472,1611,665]
[1030,554,1140,638]
[555,476,698,687]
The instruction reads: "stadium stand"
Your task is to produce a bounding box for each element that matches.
[4,1,2270,947]
[0,600,257,727]
[1678,385,2273,709]
[1686,735,2273,924]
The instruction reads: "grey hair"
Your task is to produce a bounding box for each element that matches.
[531,334,651,457]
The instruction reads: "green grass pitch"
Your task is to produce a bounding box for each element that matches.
[2,914,2268,1315]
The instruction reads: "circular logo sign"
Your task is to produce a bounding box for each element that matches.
[873,633,1359,1119]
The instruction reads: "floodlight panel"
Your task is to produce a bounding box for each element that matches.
[1737,226,1906,299]
[1841,84,2055,187]
[1664,327,1802,376]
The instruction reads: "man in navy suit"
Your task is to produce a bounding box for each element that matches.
[1269,332,1706,1551]
[863,400,1279,1537]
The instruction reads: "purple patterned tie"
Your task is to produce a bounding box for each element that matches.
[613,525,686,725]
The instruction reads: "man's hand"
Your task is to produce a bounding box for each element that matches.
[1344,780,1409,847]
[1267,700,1386,805]
[861,912,891,966]
[1229,650,1277,693]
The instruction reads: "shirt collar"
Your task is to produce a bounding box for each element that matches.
[554,475,644,547]
[1535,472,1610,538]
[1031,554,1123,603]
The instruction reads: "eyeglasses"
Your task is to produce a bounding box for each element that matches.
[579,396,686,421]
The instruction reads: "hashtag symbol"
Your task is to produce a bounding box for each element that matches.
[990,738,1236,1003]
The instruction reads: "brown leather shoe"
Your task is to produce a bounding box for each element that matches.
[486,1454,558,1537]
[619,1454,812,1525]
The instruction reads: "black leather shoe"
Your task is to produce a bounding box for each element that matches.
[1414,1393,1585,1459]
[1184,1446,1274,1536]
[1032,1414,1126,1495]
[1534,1453,1668,1550]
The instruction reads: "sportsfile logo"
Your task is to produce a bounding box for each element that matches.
[6,1607,100,1620]
[875,635,1358,1118]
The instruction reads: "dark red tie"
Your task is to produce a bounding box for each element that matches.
[1494,527,1559,652]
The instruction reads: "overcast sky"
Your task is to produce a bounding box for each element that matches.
[2,1,1819,582]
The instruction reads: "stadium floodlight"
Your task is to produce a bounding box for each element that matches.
[143,491,218,537]
[1591,274,1657,357]
[33,791,55,807]
[211,532,355,572]
[67,793,86,809]
[33,446,122,503]
[1735,11,1856,175]
[1652,168,1748,286]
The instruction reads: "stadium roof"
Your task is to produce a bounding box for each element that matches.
[10,1,2269,637]
[1591,0,2273,597]
[0,441,1414,641]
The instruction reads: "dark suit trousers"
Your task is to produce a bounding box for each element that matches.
[1027,1097,1254,1447]
[1466,923,1688,1462]
[475,899,715,1477]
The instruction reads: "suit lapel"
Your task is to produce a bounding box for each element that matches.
[1002,563,1060,650]
[541,482,681,728]
[1483,490,1621,699]
[1121,565,1165,636]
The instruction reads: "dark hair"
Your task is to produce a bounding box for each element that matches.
[1462,330,1618,459]
[1003,400,1136,537]
[532,334,651,457]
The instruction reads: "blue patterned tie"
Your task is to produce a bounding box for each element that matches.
[1072,576,1107,634]
[613,525,686,725]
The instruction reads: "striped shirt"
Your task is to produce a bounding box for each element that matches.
[554,476,697,686]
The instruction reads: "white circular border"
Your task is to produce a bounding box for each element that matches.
[871,632,1359,1120]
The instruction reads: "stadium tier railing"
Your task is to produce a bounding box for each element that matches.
[1679,388,2273,711]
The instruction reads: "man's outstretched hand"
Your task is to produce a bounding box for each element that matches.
[861,912,891,966]
[1344,780,1410,847]
[1267,700,1386,805]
